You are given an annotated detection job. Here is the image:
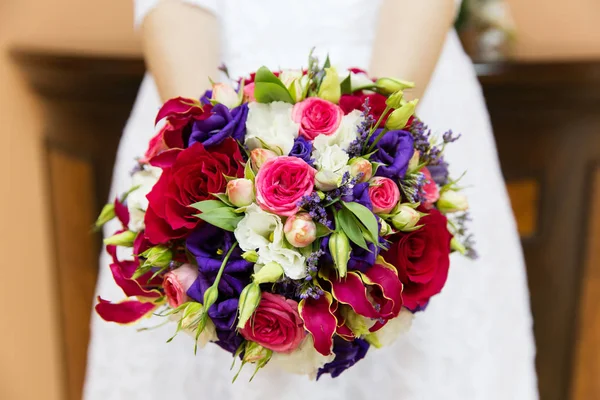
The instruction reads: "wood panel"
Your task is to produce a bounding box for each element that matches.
[47,148,99,400]
[506,179,540,238]
[571,165,600,400]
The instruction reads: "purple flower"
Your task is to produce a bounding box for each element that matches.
[317,337,370,379]
[188,103,248,148]
[427,160,449,186]
[341,182,372,210]
[289,136,314,165]
[370,129,414,180]
[185,224,252,353]
[200,90,212,105]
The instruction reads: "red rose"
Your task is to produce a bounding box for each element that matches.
[144,139,244,244]
[240,292,305,353]
[383,209,452,311]
[339,93,389,124]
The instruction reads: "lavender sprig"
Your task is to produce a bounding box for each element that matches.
[297,193,331,227]
[347,98,375,158]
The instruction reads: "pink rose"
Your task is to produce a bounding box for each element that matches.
[255,156,316,216]
[284,213,317,248]
[239,292,305,353]
[243,83,256,102]
[250,148,277,170]
[292,97,343,140]
[163,264,199,308]
[368,177,401,214]
[420,167,440,209]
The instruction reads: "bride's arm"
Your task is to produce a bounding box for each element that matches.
[369,0,456,100]
[140,0,219,102]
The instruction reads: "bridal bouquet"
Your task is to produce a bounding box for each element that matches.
[95,53,475,380]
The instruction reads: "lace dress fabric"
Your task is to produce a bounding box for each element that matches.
[84,1,539,399]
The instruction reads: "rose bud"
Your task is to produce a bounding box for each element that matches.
[349,158,373,183]
[103,230,136,247]
[243,341,272,364]
[211,82,241,109]
[253,261,285,284]
[379,218,394,236]
[139,245,173,271]
[237,282,262,329]
[385,99,418,131]
[408,150,421,173]
[226,178,255,208]
[279,69,307,102]
[317,66,341,104]
[284,213,317,248]
[392,205,421,231]
[437,190,469,213]
[368,177,401,214]
[243,82,256,102]
[250,148,277,171]
[314,170,341,191]
[329,231,351,278]
[163,263,199,308]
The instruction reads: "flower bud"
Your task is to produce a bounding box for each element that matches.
[243,341,273,364]
[237,283,261,329]
[314,170,341,191]
[385,100,418,131]
[349,158,373,183]
[451,237,467,255]
[242,250,259,263]
[226,178,255,208]
[318,67,341,104]
[391,205,421,231]
[408,150,421,173]
[279,69,307,102]
[437,190,469,213]
[342,307,376,337]
[203,285,220,309]
[329,231,351,278]
[379,218,394,236]
[284,213,317,248]
[103,230,136,247]
[250,148,277,171]
[385,90,404,109]
[211,82,241,109]
[376,77,415,95]
[253,262,284,284]
[140,245,173,268]
[94,203,115,230]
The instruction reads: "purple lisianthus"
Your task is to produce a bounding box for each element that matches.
[289,136,314,165]
[188,103,249,148]
[370,129,414,180]
[186,224,252,353]
[341,182,372,210]
[200,89,212,105]
[317,337,370,379]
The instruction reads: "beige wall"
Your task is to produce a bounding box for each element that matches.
[0,1,599,400]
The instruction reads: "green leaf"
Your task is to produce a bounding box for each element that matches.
[196,207,243,232]
[340,73,352,95]
[323,54,331,69]
[244,162,255,181]
[253,66,294,104]
[315,222,333,238]
[212,193,235,207]
[342,201,379,244]
[337,208,369,250]
[190,199,228,213]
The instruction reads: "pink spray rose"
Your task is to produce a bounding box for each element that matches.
[250,148,277,170]
[284,213,317,248]
[255,156,316,216]
[239,292,305,353]
[420,167,440,209]
[243,83,256,102]
[368,176,401,214]
[163,263,199,308]
[292,97,343,140]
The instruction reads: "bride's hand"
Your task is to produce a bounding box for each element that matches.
[141,0,219,102]
[369,0,456,100]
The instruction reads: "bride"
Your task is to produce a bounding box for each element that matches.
[84,0,538,398]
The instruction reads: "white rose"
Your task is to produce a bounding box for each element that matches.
[313,144,349,190]
[127,166,161,232]
[245,102,299,155]
[234,204,283,252]
[269,336,335,379]
[374,307,414,347]
[313,110,362,154]
[257,242,306,280]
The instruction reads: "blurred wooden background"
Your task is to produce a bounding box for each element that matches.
[1,1,600,400]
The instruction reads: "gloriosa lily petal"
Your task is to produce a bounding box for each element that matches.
[155,97,204,125]
[298,293,337,356]
[95,297,157,324]
[322,271,380,319]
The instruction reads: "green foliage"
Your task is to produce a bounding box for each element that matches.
[253,66,295,104]
[191,199,243,232]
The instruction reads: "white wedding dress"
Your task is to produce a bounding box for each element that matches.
[84,1,539,399]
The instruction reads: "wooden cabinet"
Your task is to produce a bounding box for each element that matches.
[12,50,600,400]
